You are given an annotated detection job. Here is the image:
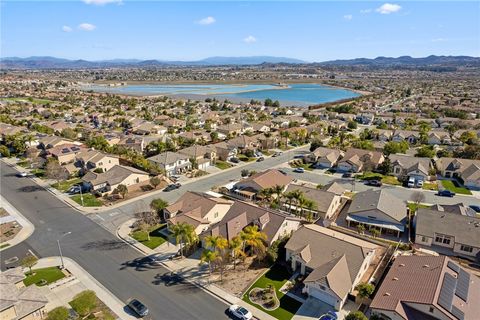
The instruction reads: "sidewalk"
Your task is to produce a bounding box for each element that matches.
[0,194,34,250]
[34,257,137,320]
[116,219,277,320]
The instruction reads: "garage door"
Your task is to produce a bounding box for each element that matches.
[309,287,338,309]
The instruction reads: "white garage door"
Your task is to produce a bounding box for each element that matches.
[309,288,339,309]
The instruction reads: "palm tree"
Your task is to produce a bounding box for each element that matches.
[240,225,267,257]
[204,235,228,252]
[257,188,273,206]
[304,200,317,221]
[284,192,295,213]
[170,222,198,257]
[357,224,366,235]
[229,236,245,269]
[200,249,219,282]
[272,185,284,204]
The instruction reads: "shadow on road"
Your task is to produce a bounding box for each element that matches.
[81,239,128,251]
[18,185,45,193]
[120,256,164,272]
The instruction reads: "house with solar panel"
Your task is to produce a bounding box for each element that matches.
[370,255,480,320]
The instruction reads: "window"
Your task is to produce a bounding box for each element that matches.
[214,212,218,218]
[319,285,326,291]
[460,245,473,253]
[434,235,451,245]
[421,236,427,242]
[429,307,434,313]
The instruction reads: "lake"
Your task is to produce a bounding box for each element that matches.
[86,83,360,106]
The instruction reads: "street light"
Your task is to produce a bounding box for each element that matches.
[57,231,72,269]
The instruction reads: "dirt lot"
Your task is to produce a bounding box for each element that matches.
[0,221,22,242]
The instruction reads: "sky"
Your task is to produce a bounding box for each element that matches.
[1,1,479,61]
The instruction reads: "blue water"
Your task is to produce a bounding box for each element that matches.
[88,83,360,105]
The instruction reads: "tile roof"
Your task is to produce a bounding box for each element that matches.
[348,189,406,223]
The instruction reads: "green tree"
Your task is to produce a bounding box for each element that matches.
[60,128,77,140]
[170,222,198,257]
[150,198,168,216]
[204,235,228,252]
[357,224,366,235]
[383,141,409,155]
[200,249,219,280]
[240,225,267,258]
[149,176,161,189]
[115,184,128,199]
[345,311,368,320]
[264,98,273,106]
[229,236,245,269]
[0,145,10,157]
[347,120,358,130]
[355,283,375,299]
[69,290,97,317]
[22,255,38,273]
[415,145,435,158]
[46,307,69,320]
[370,228,380,238]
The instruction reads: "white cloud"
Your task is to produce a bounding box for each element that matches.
[62,25,73,32]
[360,9,372,14]
[197,16,216,25]
[376,3,402,14]
[78,23,96,31]
[243,35,257,44]
[82,0,122,5]
[343,14,353,20]
[431,38,448,42]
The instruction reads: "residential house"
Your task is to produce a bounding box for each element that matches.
[376,130,394,142]
[370,255,480,320]
[200,200,301,245]
[271,117,290,129]
[306,147,343,169]
[163,118,186,130]
[391,130,420,144]
[212,141,237,161]
[337,148,384,173]
[346,189,407,237]
[38,135,75,149]
[147,152,192,177]
[389,154,431,182]
[226,135,258,153]
[216,123,244,137]
[131,121,167,136]
[178,145,216,171]
[165,192,234,235]
[285,224,379,310]
[118,136,145,153]
[429,203,477,217]
[75,150,119,173]
[232,169,293,200]
[47,144,86,165]
[434,157,480,189]
[81,165,149,193]
[427,131,452,145]
[0,267,48,320]
[281,184,343,221]
[414,208,480,261]
[356,113,375,125]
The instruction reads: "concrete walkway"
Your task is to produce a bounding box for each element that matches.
[0,194,34,250]
[116,219,277,320]
[34,257,137,320]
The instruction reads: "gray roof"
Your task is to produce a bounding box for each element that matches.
[390,154,431,175]
[347,189,406,223]
[147,151,190,165]
[416,208,480,248]
[82,165,148,186]
[284,185,338,218]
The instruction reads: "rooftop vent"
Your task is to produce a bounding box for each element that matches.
[393,277,399,281]
[384,292,391,296]
[423,264,430,268]
[399,263,406,267]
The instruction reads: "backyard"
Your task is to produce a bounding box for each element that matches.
[242,264,302,320]
[130,224,168,249]
[24,267,66,286]
[440,180,472,195]
[71,194,102,207]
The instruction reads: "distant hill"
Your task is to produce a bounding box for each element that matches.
[0,56,306,69]
[317,55,480,67]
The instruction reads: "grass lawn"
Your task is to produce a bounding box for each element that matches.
[215,160,233,170]
[17,160,31,168]
[440,180,472,195]
[407,203,431,213]
[2,97,54,104]
[356,172,401,185]
[0,243,10,249]
[71,194,102,207]
[30,168,45,178]
[51,178,81,192]
[130,224,167,249]
[242,264,302,320]
[239,156,256,162]
[24,267,65,286]
[422,182,438,191]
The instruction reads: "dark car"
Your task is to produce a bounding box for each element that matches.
[437,190,456,197]
[163,183,181,192]
[230,157,240,163]
[366,179,382,187]
[128,299,149,317]
[469,205,480,213]
[342,172,353,178]
[256,157,265,162]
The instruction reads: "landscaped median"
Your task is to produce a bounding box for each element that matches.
[130,223,168,249]
[242,264,302,320]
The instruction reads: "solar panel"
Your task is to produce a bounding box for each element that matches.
[438,273,456,311]
[451,305,465,320]
[447,260,460,273]
[455,269,470,302]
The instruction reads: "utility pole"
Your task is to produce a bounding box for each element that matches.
[57,231,72,269]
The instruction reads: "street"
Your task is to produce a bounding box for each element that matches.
[0,161,230,320]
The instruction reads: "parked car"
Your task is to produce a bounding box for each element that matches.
[407,176,415,188]
[228,305,252,320]
[469,205,480,213]
[437,190,456,197]
[293,167,305,173]
[278,169,287,175]
[163,183,181,192]
[416,180,424,188]
[230,157,240,163]
[127,299,149,317]
[366,179,382,187]
[342,171,353,178]
[16,172,28,177]
[272,152,282,157]
[319,311,338,320]
[256,157,265,162]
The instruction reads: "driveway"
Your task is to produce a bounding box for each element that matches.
[293,297,335,320]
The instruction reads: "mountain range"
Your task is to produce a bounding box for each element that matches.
[0,55,478,69]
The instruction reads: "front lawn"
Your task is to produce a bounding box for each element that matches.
[239,156,256,162]
[243,264,302,320]
[52,178,81,192]
[71,194,102,207]
[422,182,438,191]
[356,172,401,186]
[289,160,313,171]
[440,180,472,195]
[30,168,45,178]
[24,267,65,286]
[215,160,233,170]
[130,224,167,249]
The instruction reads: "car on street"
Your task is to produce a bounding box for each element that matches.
[16,172,28,177]
[293,167,305,173]
[342,171,353,178]
[437,190,456,197]
[365,179,382,187]
[278,169,287,175]
[319,311,338,320]
[228,305,252,320]
[469,205,480,213]
[272,152,282,157]
[256,157,264,162]
[163,183,181,192]
[127,299,149,317]
[230,157,240,163]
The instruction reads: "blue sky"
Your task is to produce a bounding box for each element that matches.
[1,1,479,61]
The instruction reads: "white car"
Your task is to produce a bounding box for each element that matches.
[229,305,252,320]
[16,172,28,177]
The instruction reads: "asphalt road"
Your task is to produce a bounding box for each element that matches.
[0,161,230,320]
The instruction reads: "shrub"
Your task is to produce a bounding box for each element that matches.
[345,311,368,320]
[46,307,69,320]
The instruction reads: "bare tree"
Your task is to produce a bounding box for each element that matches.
[410,191,426,207]
[45,159,69,183]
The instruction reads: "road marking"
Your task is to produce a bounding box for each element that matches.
[95,214,105,221]
[109,211,121,217]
